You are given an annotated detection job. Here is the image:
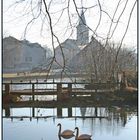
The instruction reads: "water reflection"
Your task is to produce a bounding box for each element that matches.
[3,106,137,140]
[3,106,137,127]
[58,135,76,140]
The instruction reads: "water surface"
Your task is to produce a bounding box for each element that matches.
[3,107,137,140]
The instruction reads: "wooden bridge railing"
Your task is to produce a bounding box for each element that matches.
[2,81,119,102]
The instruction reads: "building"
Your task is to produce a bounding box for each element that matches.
[54,8,137,82]
[68,36,103,72]
[3,36,46,73]
[76,9,89,46]
[54,9,89,68]
[54,39,80,68]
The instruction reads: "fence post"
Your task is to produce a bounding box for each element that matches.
[32,107,35,117]
[68,107,72,117]
[32,83,35,101]
[57,107,62,117]
[5,83,10,95]
[5,107,10,117]
[68,83,72,93]
[57,83,62,101]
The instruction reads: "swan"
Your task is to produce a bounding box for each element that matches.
[125,86,137,93]
[74,127,92,140]
[57,123,74,138]
[124,80,137,93]
[121,79,137,93]
[121,72,137,93]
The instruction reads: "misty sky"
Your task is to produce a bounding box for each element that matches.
[3,0,137,49]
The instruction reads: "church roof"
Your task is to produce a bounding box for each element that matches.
[55,39,80,50]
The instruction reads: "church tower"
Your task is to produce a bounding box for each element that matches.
[76,9,89,46]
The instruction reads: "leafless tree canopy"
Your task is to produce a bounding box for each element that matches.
[4,0,137,81]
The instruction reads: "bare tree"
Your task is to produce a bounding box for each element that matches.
[4,0,137,80]
[87,41,137,82]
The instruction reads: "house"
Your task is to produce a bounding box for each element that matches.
[68,36,104,73]
[3,36,46,73]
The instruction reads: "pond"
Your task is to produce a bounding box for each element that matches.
[3,106,137,140]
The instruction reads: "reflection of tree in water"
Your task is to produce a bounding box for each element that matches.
[80,108,87,117]
[80,107,137,135]
[120,109,127,126]
[4,106,137,136]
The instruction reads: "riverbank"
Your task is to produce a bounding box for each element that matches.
[3,72,89,83]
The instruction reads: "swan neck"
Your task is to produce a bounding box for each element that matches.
[75,128,79,139]
[58,135,61,140]
[58,125,61,135]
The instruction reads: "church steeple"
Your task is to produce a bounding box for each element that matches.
[76,9,89,46]
[79,9,86,25]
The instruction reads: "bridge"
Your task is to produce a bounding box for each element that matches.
[3,81,118,103]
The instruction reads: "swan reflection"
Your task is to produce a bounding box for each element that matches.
[58,135,75,140]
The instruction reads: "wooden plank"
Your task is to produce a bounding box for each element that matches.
[2,82,117,96]
[11,91,57,95]
[3,116,108,119]
[8,89,113,96]
[2,82,90,85]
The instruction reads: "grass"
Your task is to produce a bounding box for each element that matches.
[3,72,49,78]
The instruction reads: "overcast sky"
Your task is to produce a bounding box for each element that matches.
[3,0,137,49]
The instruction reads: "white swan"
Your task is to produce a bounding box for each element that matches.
[75,127,92,140]
[57,123,74,138]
